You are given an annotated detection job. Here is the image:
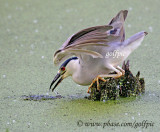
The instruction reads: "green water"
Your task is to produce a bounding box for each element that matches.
[0,0,160,131]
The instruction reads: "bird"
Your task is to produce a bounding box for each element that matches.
[49,10,148,93]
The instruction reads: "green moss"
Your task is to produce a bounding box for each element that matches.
[89,60,145,101]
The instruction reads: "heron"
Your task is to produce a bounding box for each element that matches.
[49,10,147,93]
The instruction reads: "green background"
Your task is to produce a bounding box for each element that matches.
[0,0,160,131]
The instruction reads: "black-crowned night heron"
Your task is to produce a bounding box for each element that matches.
[50,10,147,93]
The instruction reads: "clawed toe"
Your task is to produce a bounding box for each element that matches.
[87,76,106,93]
[114,72,123,79]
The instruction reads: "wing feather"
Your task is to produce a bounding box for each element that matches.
[58,25,113,51]
[54,10,128,65]
[54,48,103,65]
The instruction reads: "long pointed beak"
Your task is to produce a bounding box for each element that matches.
[49,72,64,92]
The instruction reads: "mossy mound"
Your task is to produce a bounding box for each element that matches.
[89,60,145,101]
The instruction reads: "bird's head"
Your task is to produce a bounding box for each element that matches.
[50,57,78,92]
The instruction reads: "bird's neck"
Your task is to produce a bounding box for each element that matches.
[66,59,80,76]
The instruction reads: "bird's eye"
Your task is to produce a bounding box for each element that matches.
[61,67,65,71]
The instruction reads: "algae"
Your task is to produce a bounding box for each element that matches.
[89,60,145,101]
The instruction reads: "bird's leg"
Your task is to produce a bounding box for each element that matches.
[87,76,106,93]
[98,71,122,79]
[116,66,125,76]
[87,65,123,93]
[98,65,123,79]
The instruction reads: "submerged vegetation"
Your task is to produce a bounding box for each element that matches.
[21,94,63,101]
[89,60,145,101]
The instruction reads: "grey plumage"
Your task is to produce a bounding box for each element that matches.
[50,10,147,92]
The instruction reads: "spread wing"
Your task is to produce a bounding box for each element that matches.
[54,10,128,65]
[54,25,118,65]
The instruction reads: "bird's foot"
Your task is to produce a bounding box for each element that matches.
[87,76,106,93]
[114,71,123,79]
[116,66,125,76]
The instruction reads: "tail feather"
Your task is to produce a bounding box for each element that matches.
[123,31,147,51]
